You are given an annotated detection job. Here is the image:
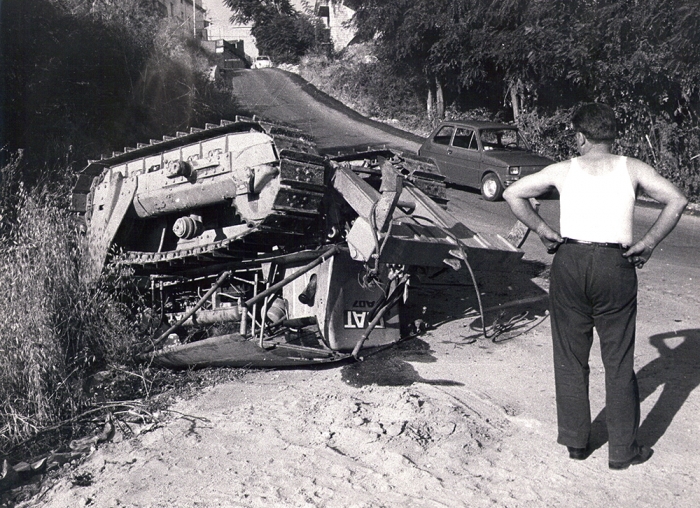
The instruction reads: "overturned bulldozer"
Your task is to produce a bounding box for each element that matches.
[72,117,523,367]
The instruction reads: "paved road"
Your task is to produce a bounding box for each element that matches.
[230,68,423,155]
[230,68,700,281]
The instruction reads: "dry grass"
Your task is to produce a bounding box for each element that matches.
[0,157,143,453]
[0,1,254,464]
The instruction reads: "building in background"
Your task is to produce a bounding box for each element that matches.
[199,0,357,60]
[204,23,258,58]
[314,0,355,52]
[153,0,207,39]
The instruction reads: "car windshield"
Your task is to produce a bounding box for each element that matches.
[257,57,270,61]
[479,129,528,151]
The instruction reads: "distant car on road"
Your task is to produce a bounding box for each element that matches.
[252,56,272,69]
[418,120,554,201]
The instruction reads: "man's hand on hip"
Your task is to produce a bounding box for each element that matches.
[536,224,564,254]
[623,241,653,268]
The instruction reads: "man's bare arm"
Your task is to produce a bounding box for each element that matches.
[503,164,565,252]
[623,160,688,263]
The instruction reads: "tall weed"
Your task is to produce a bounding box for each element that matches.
[0,160,142,452]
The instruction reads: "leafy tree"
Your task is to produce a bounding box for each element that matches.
[223,0,295,25]
[351,0,700,123]
[222,0,325,63]
[350,0,465,122]
[349,0,535,121]
[250,13,317,63]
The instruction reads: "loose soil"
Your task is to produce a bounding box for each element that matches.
[17,213,700,507]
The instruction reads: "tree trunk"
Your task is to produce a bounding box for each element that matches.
[435,77,444,120]
[510,79,521,120]
[427,86,435,123]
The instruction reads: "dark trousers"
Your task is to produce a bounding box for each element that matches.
[549,243,640,462]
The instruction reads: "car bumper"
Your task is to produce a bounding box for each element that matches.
[504,166,547,185]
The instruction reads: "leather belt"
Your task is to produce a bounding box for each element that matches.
[562,238,623,249]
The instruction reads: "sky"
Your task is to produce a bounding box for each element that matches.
[201,0,236,27]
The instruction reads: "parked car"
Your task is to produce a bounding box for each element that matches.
[418,120,554,201]
[252,56,272,69]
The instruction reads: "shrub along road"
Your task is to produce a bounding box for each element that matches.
[30,68,700,508]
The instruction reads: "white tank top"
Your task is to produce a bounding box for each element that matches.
[560,156,635,245]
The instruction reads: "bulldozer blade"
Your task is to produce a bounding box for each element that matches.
[151,333,352,369]
[84,173,138,282]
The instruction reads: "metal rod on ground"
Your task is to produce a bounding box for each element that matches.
[351,300,395,360]
[151,270,232,350]
[259,264,278,348]
[251,271,259,338]
[244,245,340,309]
[239,297,247,336]
[259,295,270,347]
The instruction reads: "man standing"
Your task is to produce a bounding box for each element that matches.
[503,103,688,470]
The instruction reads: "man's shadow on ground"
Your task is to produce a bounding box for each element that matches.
[589,328,700,451]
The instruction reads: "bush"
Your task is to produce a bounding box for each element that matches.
[516,108,578,162]
[517,108,700,200]
[618,115,700,200]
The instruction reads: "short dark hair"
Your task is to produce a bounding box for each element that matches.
[571,103,617,142]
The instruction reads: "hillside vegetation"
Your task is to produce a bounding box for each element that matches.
[298,45,699,203]
[0,0,246,457]
[303,0,700,202]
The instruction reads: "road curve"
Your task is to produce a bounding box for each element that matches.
[229,68,700,282]
[229,68,423,155]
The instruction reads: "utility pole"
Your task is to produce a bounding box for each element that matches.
[193,0,196,39]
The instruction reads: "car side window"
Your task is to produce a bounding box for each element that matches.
[452,128,476,150]
[432,126,454,146]
[480,129,520,150]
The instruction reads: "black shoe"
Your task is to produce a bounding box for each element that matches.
[567,446,589,460]
[608,445,653,470]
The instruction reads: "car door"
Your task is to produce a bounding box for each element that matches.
[423,124,455,176]
[446,127,481,187]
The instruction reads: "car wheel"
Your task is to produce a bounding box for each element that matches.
[480,173,504,201]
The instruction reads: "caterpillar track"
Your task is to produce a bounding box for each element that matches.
[72,117,447,277]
